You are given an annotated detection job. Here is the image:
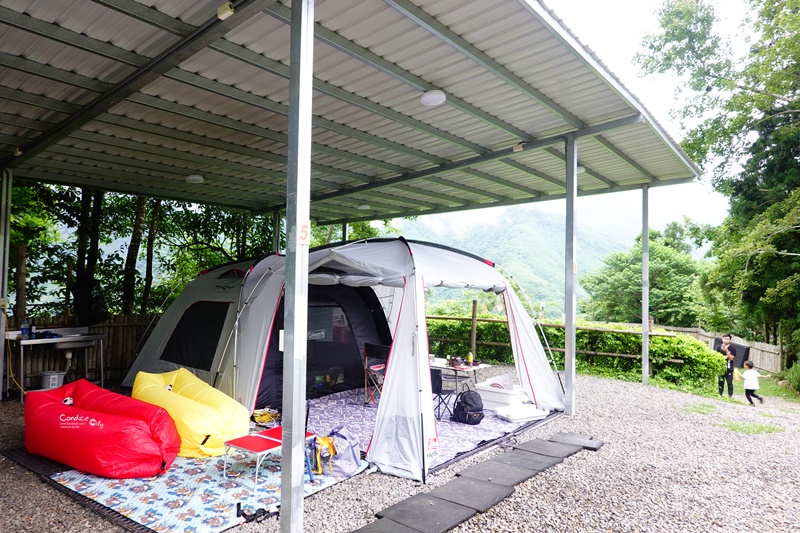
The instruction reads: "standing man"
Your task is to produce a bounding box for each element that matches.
[716,333,737,397]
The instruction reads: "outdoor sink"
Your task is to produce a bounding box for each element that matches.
[54,336,97,350]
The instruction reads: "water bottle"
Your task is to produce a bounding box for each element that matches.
[30,324,37,340]
[20,318,30,340]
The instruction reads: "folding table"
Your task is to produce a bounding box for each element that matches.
[223,426,315,490]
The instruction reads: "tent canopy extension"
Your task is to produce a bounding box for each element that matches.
[123,237,564,480]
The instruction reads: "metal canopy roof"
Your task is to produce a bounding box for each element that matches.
[0,0,699,224]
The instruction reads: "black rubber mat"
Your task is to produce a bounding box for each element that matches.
[375,493,476,533]
[2,446,70,476]
[1,446,151,533]
[456,459,539,486]
[425,475,514,513]
[514,438,583,458]
[490,449,563,471]
[548,432,605,451]
[351,518,423,532]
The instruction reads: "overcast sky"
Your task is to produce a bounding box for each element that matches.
[403,0,748,246]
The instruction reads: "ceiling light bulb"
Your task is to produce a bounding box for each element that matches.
[357,204,370,210]
[420,90,446,106]
[185,174,204,184]
[576,165,586,174]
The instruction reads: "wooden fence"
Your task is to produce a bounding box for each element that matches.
[659,326,782,373]
[7,314,783,393]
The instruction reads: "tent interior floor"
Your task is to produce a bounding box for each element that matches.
[304,388,560,470]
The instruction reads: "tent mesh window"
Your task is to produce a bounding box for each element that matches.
[160,301,231,371]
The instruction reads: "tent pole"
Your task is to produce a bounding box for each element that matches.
[641,184,650,384]
[563,133,577,416]
[280,1,314,532]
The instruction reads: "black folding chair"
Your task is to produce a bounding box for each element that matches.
[363,343,391,404]
[431,369,456,420]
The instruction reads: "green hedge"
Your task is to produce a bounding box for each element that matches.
[426,319,724,391]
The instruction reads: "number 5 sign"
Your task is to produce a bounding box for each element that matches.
[297,222,311,245]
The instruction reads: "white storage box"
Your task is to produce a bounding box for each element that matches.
[475,373,529,410]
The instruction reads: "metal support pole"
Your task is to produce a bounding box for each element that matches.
[0,169,11,398]
[272,210,282,253]
[341,222,347,242]
[280,1,314,532]
[564,134,577,415]
[641,185,650,384]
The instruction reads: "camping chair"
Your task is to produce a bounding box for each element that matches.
[363,343,391,404]
[431,369,457,420]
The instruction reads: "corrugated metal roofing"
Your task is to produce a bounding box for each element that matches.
[0,0,699,223]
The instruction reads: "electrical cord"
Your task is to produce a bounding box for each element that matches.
[4,310,26,397]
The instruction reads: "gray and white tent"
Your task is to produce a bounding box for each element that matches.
[123,237,564,480]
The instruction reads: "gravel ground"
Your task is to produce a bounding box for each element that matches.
[1,372,799,533]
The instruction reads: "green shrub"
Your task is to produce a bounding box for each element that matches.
[787,362,800,392]
[427,317,512,362]
[427,317,723,392]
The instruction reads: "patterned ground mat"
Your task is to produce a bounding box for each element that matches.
[4,446,364,533]
[306,389,559,468]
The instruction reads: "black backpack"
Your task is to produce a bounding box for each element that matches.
[451,389,484,425]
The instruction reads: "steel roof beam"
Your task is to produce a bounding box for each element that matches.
[2,0,278,168]
[386,0,586,129]
[543,148,617,187]
[0,5,145,67]
[500,159,566,189]
[70,130,286,182]
[125,94,381,184]
[594,136,659,182]
[459,168,545,196]
[15,164,270,209]
[424,176,510,202]
[166,69,439,169]
[0,51,109,92]
[0,87,80,114]
[265,3,533,143]
[211,40,488,155]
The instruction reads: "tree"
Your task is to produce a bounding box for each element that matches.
[580,229,702,326]
[638,0,800,366]
[696,190,800,366]
[121,196,147,314]
[637,0,800,189]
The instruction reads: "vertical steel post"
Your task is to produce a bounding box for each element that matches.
[280,1,314,532]
[341,222,347,242]
[564,134,577,415]
[272,210,282,253]
[641,184,650,384]
[0,169,11,398]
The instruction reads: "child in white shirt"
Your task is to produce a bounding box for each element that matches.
[741,360,771,406]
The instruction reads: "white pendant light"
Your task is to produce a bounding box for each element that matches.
[420,90,446,106]
[185,174,204,184]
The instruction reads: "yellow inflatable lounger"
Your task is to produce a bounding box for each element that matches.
[132,368,250,458]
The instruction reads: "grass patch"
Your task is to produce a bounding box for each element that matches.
[683,403,718,415]
[720,420,784,434]
[759,412,778,419]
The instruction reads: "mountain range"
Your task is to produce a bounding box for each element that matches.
[394,206,628,315]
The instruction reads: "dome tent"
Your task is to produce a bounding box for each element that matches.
[123,237,564,481]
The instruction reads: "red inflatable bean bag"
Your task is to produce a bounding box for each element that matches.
[25,379,181,478]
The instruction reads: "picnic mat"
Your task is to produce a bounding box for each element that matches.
[5,445,364,533]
